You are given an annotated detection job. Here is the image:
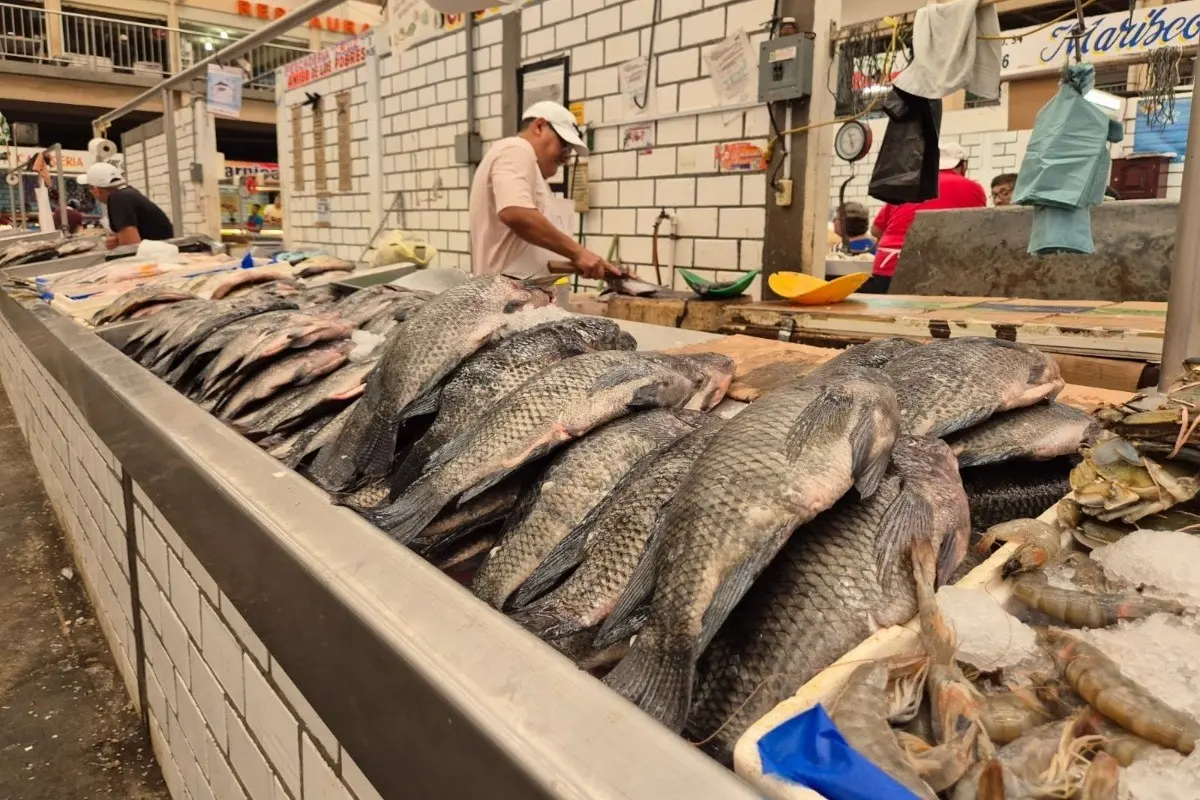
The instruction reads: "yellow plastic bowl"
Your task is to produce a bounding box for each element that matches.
[768,271,871,305]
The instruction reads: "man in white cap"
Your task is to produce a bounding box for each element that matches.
[76,162,174,250]
[468,101,620,280]
[865,141,986,293]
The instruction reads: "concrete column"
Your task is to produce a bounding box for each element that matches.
[44,0,64,58]
[167,0,182,74]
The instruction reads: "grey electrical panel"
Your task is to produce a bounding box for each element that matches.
[758,34,815,103]
[454,132,482,165]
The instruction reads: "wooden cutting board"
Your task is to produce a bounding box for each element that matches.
[663,334,1132,409]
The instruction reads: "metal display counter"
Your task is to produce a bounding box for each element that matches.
[0,287,753,800]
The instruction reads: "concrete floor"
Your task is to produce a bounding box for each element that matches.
[0,387,169,799]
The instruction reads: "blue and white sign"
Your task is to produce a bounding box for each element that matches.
[206,64,245,119]
[1133,99,1190,162]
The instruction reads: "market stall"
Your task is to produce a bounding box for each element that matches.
[219,160,284,246]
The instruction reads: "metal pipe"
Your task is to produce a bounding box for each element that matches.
[1159,92,1200,390]
[17,163,26,231]
[465,14,478,186]
[162,90,186,236]
[92,0,347,133]
[53,144,68,234]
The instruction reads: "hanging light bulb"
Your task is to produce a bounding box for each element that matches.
[203,41,213,51]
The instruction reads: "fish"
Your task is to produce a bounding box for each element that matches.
[814,337,922,374]
[411,480,523,558]
[281,401,359,469]
[136,296,298,368]
[389,317,637,496]
[945,401,1099,468]
[960,458,1074,531]
[55,239,98,256]
[89,285,197,326]
[235,357,377,439]
[640,353,735,411]
[199,266,296,299]
[160,310,296,385]
[0,240,58,266]
[602,275,669,297]
[508,418,727,641]
[330,285,413,327]
[359,351,700,543]
[294,285,341,308]
[601,366,900,733]
[684,435,971,762]
[292,255,355,278]
[470,408,703,610]
[122,299,210,360]
[217,341,353,419]
[310,275,555,491]
[883,337,1064,438]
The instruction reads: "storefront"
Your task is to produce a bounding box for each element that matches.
[218,159,282,241]
[0,146,126,224]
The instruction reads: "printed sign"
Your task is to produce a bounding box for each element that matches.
[620,122,655,151]
[224,161,280,181]
[207,64,245,119]
[234,0,368,34]
[315,193,331,227]
[716,141,766,172]
[388,0,442,54]
[291,106,304,190]
[1133,99,1190,162]
[619,56,653,119]
[0,147,124,174]
[284,36,370,91]
[704,31,757,105]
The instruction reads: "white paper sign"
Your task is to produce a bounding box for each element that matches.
[704,31,757,105]
[619,56,655,119]
[620,122,655,151]
[206,64,245,119]
[388,0,442,54]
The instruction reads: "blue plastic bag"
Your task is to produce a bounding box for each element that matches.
[757,704,923,800]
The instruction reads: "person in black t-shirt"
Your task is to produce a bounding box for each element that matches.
[76,162,174,250]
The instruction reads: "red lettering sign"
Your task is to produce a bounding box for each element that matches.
[235,0,251,13]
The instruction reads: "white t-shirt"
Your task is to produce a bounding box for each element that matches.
[468,137,553,278]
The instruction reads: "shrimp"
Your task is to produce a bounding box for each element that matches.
[1057,552,1119,594]
[901,716,982,792]
[951,716,1099,800]
[1078,751,1120,800]
[1081,709,1171,767]
[987,518,1064,578]
[1042,628,1200,755]
[828,662,938,800]
[975,758,1005,800]
[888,657,930,725]
[979,685,1055,745]
[1012,571,1185,629]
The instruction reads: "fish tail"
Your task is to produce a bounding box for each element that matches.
[362,473,448,544]
[602,631,694,733]
[508,597,582,641]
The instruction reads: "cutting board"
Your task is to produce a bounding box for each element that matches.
[664,334,1132,410]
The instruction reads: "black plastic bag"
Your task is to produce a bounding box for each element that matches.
[868,88,943,205]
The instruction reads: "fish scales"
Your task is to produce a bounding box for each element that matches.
[389,317,636,495]
[508,418,726,641]
[602,366,901,733]
[90,285,196,326]
[470,408,703,610]
[360,351,700,544]
[945,401,1099,468]
[237,358,376,437]
[883,337,1064,438]
[685,435,970,763]
[310,275,554,491]
[218,341,353,419]
[143,296,298,368]
[961,458,1074,530]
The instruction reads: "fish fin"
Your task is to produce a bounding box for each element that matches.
[508,523,590,609]
[359,410,404,479]
[594,522,664,649]
[852,415,892,499]
[976,759,1005,800]
[627,377,683,411]
[398,386,441,421]
[1027,363,1047,384]
[423,429,475,474]
[874,479,935,583]
[457,470,514,507]
[360,473,448,544]
[697,543,781,654]
[589,361,655,395]
[388,443,431,499]
[601,629,695,733]
[508,597,577,640]
[598,602,649,643]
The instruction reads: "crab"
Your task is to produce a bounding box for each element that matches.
[1069,433,1200,523]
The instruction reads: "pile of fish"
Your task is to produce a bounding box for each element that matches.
[0,235,99,267]
[111,271,1113,768]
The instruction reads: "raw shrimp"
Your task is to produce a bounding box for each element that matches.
[975,759,1005,800]
[951,716,1099,800]
[979,685,1055,745]
[1042,628,1200,755]
[987,518,1064,577]
[1012,571,1185,629]
[1082,710,1171,767]
[888,657,929,725]
[1079,751,1120,800]
[828,662,938,800]
[1057,552,1119,593]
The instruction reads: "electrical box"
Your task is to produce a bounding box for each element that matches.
[758,34,815,103]
[11,122,38,146]
[454,132,482,166]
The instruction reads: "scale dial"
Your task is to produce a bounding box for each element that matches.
[834,120,872,163]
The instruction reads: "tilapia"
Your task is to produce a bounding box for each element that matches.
[684,436,971,762]
[360,351,699,543]
[217,341,353,419]
[411,480,523,557]
[883,337,1064,438]
[311,275,554,491]
[470,409,703,610]
[230,277,305,300]
[330,285,411,327]
[280,401,358,468]
[812,337,921,375]
[235,357,377,438]
[89,285,196,326]
[945,401,1099,468]
[292,255,355,278]
[0,239,58,266]
[961,458,1074,531]
[641,353,735,411]
[602,366,900,733]
[55,239,97,256]
[122,299,209,360]
[136,296,298,367]
[389,317,637,495]
[509,418,726,641]
[294,285,341,308]
[199,266,295,299]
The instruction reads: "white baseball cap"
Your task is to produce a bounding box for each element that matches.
[521,101,588,156]
[938,142,968,171]
[76,162,126,187]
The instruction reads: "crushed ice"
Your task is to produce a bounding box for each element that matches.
[935,585,1039,670]
[1092,529,1200,605]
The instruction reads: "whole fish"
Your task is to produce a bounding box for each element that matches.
[295,285,341,308]
[883,337,1064,438]
[601,366,900,733]
[641,353,735,411]
[684,436,971,763]
[235,357,377,438]
[331,285,413,327]
[961,458,1074,531]
[813,337,921,374]
[230,277,305,300]
[278,401,358,468]
[389,317,637,495]
[470,408,704,610]
[508,418,727,641]
[200,266,295,299]
[0,239,58,266]
[292,255,355,278]
[360,351,700,543]
[139,296,298,367]
[411,480,523,558]
[217,341,353,419]
[160,310,295,385]
[311,275,554,491]
[194,311,317,391]
[945,401,1099,468]
[90,285,196,326]
[122,299,210,360]
[55,239,98,256]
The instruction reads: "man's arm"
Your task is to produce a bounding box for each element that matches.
[115,226,142,246]
[105,192,142,248]
[871,206,890,240]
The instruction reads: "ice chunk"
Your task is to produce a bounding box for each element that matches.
[935,585,1039,670]
[1122,746,1200,799]
[1083,614,1200,726]
[1092,529,1200,604]
[348,329,384,361]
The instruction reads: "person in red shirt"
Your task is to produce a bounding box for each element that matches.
[865,142,988,294]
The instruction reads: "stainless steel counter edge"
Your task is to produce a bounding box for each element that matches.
[0,291,757,800]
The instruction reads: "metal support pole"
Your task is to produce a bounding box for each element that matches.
[1159,92,1200,390]
[163,90,186,236]
[54,144,68,233]
[17,168,26,231]
[465,15,478,186]
[7,184,14,229]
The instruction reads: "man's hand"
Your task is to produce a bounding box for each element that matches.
[571,248,621,279]
[104,234,119,250]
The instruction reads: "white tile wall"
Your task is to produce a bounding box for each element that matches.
[0,320,384,800]
[122,101,216,238]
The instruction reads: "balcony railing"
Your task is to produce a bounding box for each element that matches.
[0,1,309,90]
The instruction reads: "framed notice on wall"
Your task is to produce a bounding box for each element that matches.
[312,97,327,191]
[336,91,353,191]
[517,55,570,194]
[291,105,304,191]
